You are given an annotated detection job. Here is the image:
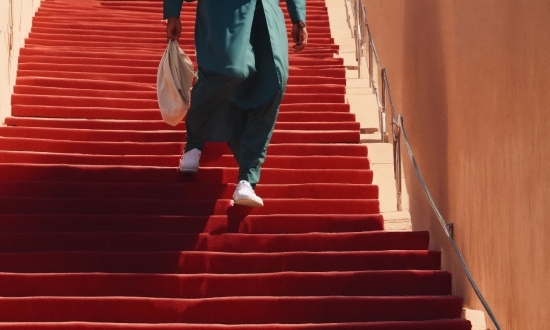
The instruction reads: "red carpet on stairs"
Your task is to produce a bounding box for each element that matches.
[0,0,471,328]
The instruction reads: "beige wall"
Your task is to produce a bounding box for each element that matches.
[363,0,550,329]
[0,0,41,123]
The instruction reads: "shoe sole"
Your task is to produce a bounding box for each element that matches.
[234,198,264,208]
[179,168,198,173]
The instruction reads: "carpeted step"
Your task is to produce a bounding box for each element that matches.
[0,197,380,216]
[11,88,347,103]
[11,103,352,120]
[0,126,359,144]
[15,68,346,85]
[9,106,354,122]
[0,182,378,200]
[0,151,370,168]
[0,214,385,234]
[0,320,473,330]
[30,18,334,29]
[4,117,360,131]
[23,39,340,52]
[0,164,373,184]
[11,93,346,108]
[13,69,345,85]
[0,140,368,156]
[12,83,348,101]
[0,231,427,253]
[13,84,347,97]
[16,61,344,78]
[18,47,336,62]
[0,296,464,324]
[25,33,335,47]
[25,27,336,39]
[17,52,344,67]
[0,250,443,273]
[0,271,452,297]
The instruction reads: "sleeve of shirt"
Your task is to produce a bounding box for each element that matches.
[163,0,184,19]
[285,0,306,24]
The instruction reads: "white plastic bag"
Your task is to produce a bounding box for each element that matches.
[157,40,195,126]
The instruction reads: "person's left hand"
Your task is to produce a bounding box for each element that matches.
[292,21,308,52]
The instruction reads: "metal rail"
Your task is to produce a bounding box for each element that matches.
[346,1,502,329]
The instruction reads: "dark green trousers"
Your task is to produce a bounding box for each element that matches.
[184,68,282,188]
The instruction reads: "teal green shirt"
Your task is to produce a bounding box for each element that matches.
[163,0,306,109]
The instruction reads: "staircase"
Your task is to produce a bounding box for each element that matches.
[0,0,471,328]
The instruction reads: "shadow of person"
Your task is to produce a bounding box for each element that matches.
[225,202,253,233]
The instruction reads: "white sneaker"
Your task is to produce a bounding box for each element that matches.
[233,180,264,207]
[179,148,201,173]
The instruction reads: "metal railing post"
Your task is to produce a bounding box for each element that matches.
[394,116,402,212]
[360,5,367,70]
[355,0,363,78]
[380,68,387,139]
[368,27,374,89]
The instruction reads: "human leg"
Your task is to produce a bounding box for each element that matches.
[228,92,282,207]
[184,68,245,152]
[179,68,245,172]
[229,91,282,188]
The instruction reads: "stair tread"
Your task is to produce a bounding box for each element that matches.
[0,296,464,323]
[0,231,428,252]
[0,270,452,298]
[0,320,473,330]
